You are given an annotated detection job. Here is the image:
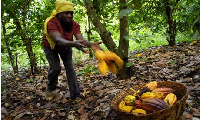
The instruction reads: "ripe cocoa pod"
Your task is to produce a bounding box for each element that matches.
[141,92,156,99]
[141,98,169,112]
[164,93,177,106]
[124,95,136,106]
[132,109,146,114]
[141,92,165,100]
[146,81,158,90]
[106,60,118,74]
[119,106,134,113]
[94,50,105,60]
[137,87,152,96]
[141,102,157,112]
[103,51,124,68]
[154,92,165,99]
[97,60,109,75]
[135,100,142,108]
[153,87,173,95]
[134,81,157,97]
[118,100,125,110]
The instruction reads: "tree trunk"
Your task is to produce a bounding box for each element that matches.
[117,0,131,79]
[83,0,117,52]
[13,16,38,74]
[2,21,18,73]
[87,16,93,58]
[83,0,131,79]
[13,0,38,74]
[24,37,39,74]
[164,0,176,46]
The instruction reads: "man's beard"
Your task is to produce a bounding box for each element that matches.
[60,19,73,32]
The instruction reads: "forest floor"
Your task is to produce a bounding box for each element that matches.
[1,41,200,120]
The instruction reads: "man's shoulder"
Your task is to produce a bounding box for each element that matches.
[49,17,59,23]
[72,21,80,26]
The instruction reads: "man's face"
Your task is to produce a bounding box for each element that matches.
[59,11,73,23]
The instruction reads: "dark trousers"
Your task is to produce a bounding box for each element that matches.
[43,47,80,99]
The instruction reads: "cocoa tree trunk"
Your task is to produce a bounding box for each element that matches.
[83,0,117,52]
[164,0,177,46]
[4,0,38,74]
[117,0,131,79]
[87,17,93,58]
[2,20,18,73]
[19,0,38,74]
[14,18,38,74]
[83,0,131,79]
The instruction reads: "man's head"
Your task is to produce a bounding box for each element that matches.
[55,0,74,13]
[56,0,74,23]
[55,0,74,32]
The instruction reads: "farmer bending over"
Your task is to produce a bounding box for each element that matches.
[42,0,102,103]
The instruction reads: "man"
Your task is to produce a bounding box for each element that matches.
[42,0,102,102]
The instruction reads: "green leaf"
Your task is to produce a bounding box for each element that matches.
[135,38,141,44]
[123,36,129,41]
[119,9,133,19]
[126,62,133,67]
[130,0,143,9]
[26,78,34,83]
[151,40,155,43]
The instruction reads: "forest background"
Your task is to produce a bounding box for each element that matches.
[1,0,200,119]
[1,0,200,81]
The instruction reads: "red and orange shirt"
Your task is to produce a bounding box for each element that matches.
[42,17,81,51]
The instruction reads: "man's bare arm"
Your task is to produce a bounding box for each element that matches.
[49,32,85,47]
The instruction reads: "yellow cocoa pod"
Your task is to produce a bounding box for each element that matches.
[119,106,134,113]
[118,100,125,110]
[164,93,177,106]
[141,92,165,100]
[132,109,146,114]
[146,81,158,90]
[95,50,105,60]
[114,56,124,69]
[141,92,156,99]
[97,60,109,76]
[133,91,138,97]
[106,60,118,74]
[103,51,124,68]
[154,92,165,99]
[124,95,136,105]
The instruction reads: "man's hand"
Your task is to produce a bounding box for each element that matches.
[76,46,88,53]
[73,40,86,47]
[74,40,88,53]
[91,41,103,52]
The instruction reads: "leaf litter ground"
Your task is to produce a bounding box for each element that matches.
[1,41,200,120]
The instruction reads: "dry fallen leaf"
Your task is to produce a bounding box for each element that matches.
[1,107,8,115]
[135,53,142,57]
[26,96,31,100]
[193,111,200,117]
[80,113,88,120]
[77,106,85,114]
[1,42,200,120]
[192,41,197,45]
[185,113,193,119]
[83,88,87,97]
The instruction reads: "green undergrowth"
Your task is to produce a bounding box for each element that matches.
[1,33,198,72]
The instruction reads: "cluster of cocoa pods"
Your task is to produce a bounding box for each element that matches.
[118,81,178,115]
[94,50,124,76]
